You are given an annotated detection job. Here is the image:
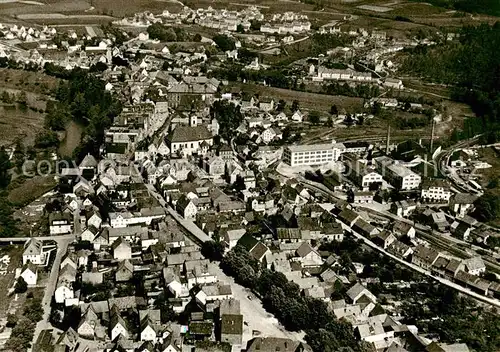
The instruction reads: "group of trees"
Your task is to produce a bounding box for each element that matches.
[473,191,500,222]
[147,23,187,42]
[323,82,380,99]
[4,293,43,352]
[413,0,500,16]
[221,246,367,351]
[310,33,353,55]
[213,34,236,52]
[210,100,244,142]
[402,282,500,352]
[401,23,500,144]
[53,68,122,160]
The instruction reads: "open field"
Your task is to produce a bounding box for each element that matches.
[0,105,45,147]
[0,69,59,95]
[237,83,364,112]
[0,69,59,147]
[7,175,57,207]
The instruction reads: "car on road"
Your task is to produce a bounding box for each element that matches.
[247,295,252,300]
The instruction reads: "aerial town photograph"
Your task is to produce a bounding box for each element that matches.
[0,0,498,351]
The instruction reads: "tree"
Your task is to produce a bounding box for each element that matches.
[309,110,321,125]
[0,147,11,188]
[236,24,245,33]
[147,23,177,41]
[211,100,243,141]
[193,33,202,42]
[473,191,500,222]
[12,139,25,171]
[330,104,338,115]
[344,114,354,127]
[201,240,225,261]
[213,34,236,51]
[276,99,286,112]
[14,277,27,293]
[250,20,261,31]
[325,116,333,127]
[291,100,299,112]
[6,314,17,327]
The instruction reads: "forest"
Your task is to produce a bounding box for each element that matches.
[401,23,500,144]
[409,0,500,17]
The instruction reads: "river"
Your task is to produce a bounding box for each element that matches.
[58,120,84,158]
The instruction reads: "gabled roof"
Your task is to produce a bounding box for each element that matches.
[249,242,270,260]
[79,154,98,168]
[296,242,316,258]
[24,238,43,256]
[221,314,243,336]
[117,259,133,273]
[413,245,440,265]
[111,237,131,251]
[167,125,212,143]
[462,256,485,272]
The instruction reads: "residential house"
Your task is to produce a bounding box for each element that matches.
[462,257,486,276]
[203,155,226,177]
[220,314,243,345]
[421,179,452,203]
[337,208,360,227]
[412,245,440,270]
[81,225,99,243]
[450,193,478,218]
[111,237,132,260]
[391,221,415,239]
[176,196,197,219]
[110,305,129,341]
[116,259,134,282]
[373,231,396,249]
[222,228,246,249]
[23,238,44,265]
[322,222,344,242]
[195,283,233,306]
[295,242,323,267]
[245,337,312,352]
[20,263,38,286]
[352,219,380,238]
[249,242,271,263]
[55,265,77,304]
[346,283,377,307]
[387,241,413,259]
[49,212,73,235]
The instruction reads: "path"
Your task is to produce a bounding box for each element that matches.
[145,184,211,243]
[32,237,72,344]
[143,183,304,344]
[211,265,304,346]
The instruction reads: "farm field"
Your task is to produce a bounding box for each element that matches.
[8,175,57,208]
[236,83,364,112]
[0,69,58,147]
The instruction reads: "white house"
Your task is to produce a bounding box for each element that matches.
[49,212,73,235]
[421,180,452,202]
[222,229,246,249]
[176,196,197,219]
[20,263,38,286]
[23,238,44,265]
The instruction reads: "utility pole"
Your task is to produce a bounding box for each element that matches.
[430,118,436,154]
[386,125,390,155]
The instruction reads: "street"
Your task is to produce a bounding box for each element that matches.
[32,237,72,344]
[211,265,305,346]
[144,183,305,345]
